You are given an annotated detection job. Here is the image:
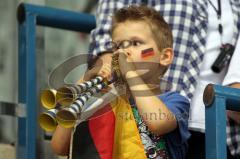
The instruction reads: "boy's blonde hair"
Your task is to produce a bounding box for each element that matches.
[112,5,173,51]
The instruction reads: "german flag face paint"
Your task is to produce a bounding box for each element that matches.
[141,48,155,59]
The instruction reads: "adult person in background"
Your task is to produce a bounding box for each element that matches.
[88,0,240,158]
[187,0,240,158]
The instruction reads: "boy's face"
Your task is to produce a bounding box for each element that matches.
[112,20,172,80]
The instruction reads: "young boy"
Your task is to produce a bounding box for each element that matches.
[51,5,190,159]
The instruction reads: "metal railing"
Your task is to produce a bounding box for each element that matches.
[17,3,95,159]
[204,84,240,159]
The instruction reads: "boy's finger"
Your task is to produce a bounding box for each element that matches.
[118,52,129,61]
[113,51,119,55]
[100,68,112,80]
[83,70,95,81]
[83,66,102,80]
[102,66,111,74]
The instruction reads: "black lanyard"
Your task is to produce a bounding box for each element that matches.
[208,0,235,73]
[208,0,223,44]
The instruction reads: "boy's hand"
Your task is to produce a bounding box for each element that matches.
[115,50,136,79]
[77,53,113,84]
[82,53,113,80]
[83,63,112,81]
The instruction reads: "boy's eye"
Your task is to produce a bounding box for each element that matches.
[119,40,132,49]
[117,40,144,49]
[132,40,143,46]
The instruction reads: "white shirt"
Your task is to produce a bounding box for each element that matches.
[188,0,237,132]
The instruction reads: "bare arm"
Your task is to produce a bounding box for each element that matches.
[51,53,113,156]
[126,71,177,136]
[117,52,177,135]
[51,126,72,156]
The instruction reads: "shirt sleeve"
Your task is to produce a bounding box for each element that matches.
[222,35,240,86]
[159,92,190,146]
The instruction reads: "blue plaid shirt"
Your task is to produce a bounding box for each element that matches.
[89,0,209,100]
[89,0,240,157]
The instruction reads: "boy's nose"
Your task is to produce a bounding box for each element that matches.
[121,47,133,56]
[118,48,131,56]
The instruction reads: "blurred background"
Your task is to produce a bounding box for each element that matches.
[0,0,97,158]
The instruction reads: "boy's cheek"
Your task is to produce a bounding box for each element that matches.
[140,48,156,60]
[118,56,136,76]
